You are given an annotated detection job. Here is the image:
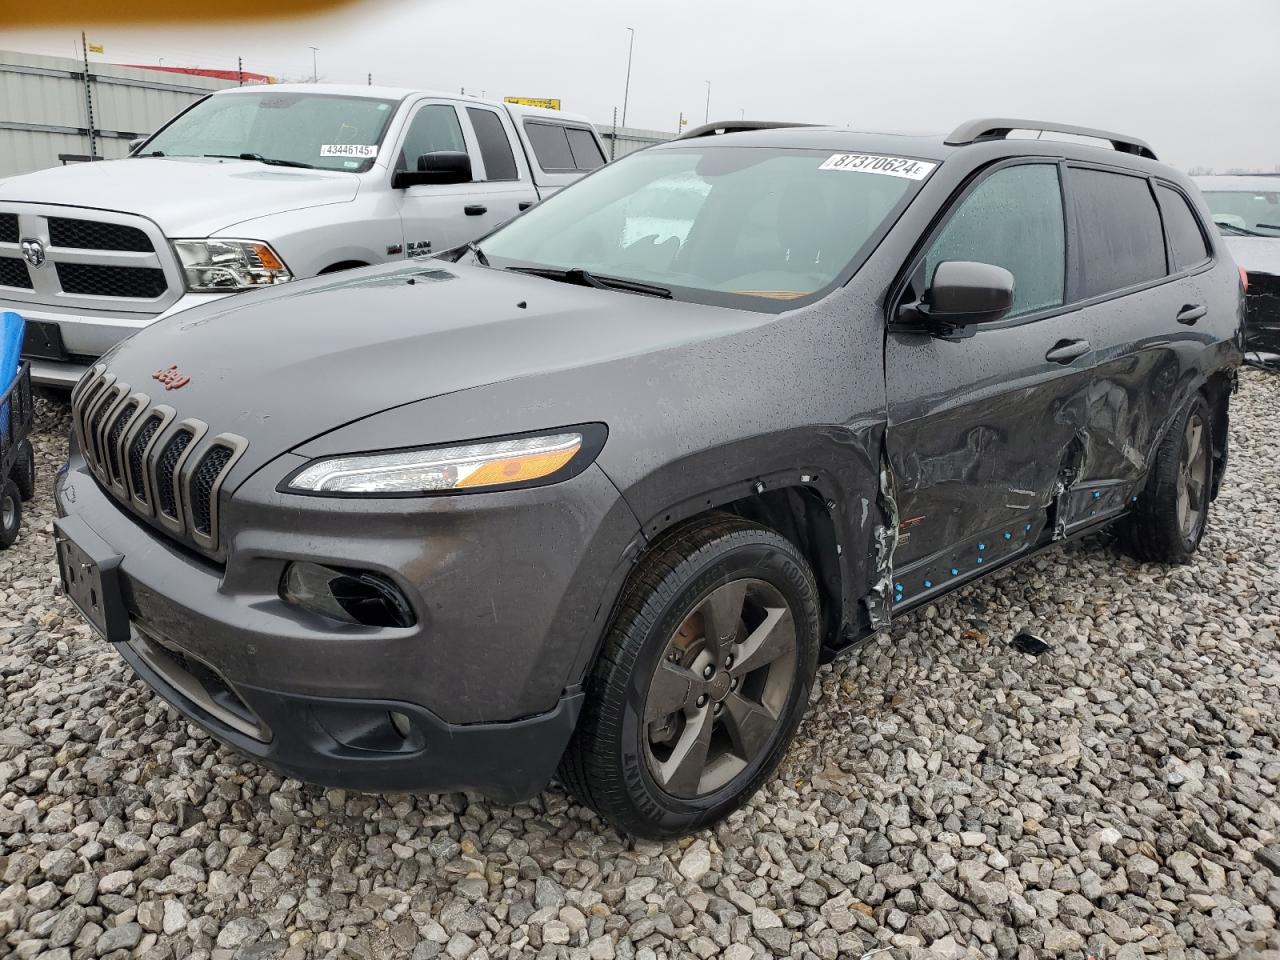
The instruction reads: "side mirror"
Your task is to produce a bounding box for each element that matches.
[392,151,472,189]
[922,260,1016,325]
[128,137,148,155]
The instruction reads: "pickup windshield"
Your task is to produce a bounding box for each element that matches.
[140,91,399,173]
[1203,189,1280,237]
[480,145,931,306]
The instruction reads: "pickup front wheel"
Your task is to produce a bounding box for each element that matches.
[560,516,820,838]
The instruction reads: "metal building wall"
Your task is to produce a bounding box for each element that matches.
[0,50,236,178]
[600,126,672,160]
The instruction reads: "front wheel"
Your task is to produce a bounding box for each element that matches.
[1122,394,1213,563]
[560,516,821,838]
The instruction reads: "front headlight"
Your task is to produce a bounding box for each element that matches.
[173,239,293,291]
[285,430,594,496]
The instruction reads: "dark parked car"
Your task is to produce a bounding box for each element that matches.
[55,118,1243,837]
[1194,174,1280,366]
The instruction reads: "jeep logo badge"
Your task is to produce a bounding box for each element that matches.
[152,364,191,391]
[20,238,45,268]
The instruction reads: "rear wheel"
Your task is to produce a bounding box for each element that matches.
[560,516,820,838]
[1122,395,1212,563]
[13,438,35,501]
[0,479,21,549]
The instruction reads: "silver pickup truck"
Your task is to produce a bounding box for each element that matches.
[0,84,607,387]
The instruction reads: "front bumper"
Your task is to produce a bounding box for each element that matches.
[55,448,640,800]
[9,292,230,388]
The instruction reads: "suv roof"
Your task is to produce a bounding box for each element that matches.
[666,116,1159,166]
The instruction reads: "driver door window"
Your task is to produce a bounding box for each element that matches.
[396,103,467,172]
[924,163,1066,320]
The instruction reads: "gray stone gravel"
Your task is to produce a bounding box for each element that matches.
[2,371,1279,960]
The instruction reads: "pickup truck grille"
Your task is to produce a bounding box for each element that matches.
[0,257,32,289]
[49,218,154,252]
[72,365,248,556]
[57,263,168,299]
[0,204,179,310]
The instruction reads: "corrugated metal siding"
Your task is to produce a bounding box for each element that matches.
[0,49,235,178]
[599,126,672,160]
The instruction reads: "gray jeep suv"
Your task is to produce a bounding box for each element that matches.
[54,118,1244,837]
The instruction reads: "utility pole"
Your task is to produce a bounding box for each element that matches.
[80,32,97,160]
[610,106,617,161]
[237,56,244,86]
[621,27,635,128]
[309,46,319,83]
[704,80,711,124]
[367,73,372,86]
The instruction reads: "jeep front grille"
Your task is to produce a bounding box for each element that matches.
[72,365,247,554]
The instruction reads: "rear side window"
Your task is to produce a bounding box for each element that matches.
[566,127,605,170]
[924,163,1066,319]
[1069,168,1166,298]
[525,121,601,172]
[1157,184,1211,271]
[466,108,518,181]
[397,104,466,172]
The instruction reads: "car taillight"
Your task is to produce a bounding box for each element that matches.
[1239,265,1250,292]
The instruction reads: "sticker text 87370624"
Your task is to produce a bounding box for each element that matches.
[819,153,936,180]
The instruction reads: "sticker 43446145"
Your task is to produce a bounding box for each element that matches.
[320,144,378,159]
[820,153,936,180]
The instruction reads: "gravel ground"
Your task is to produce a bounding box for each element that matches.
[2,370,1279,960]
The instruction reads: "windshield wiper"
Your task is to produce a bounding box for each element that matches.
[203,153,316,169]
[134,150,164,158]
[1216,221,1271,238]
[507,266,672,299]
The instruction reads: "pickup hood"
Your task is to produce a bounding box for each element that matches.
[1220,236,1280,276]
[0,157,359,236]
[95,261,766,478]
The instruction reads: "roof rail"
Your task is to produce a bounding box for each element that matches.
[944,117,1157,161]
[676,120,816,140]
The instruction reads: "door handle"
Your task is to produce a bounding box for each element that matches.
[464,204,488,216]
[1044,339,1091,364]
[518,201,534,211]
[1176,304,1206,325]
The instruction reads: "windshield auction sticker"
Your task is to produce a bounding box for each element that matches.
[320,144,378,159]
[819,153,936,180]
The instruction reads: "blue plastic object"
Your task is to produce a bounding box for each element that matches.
[0,311,24,436]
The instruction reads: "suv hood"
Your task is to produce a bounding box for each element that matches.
[95,261,765,479]
[1220,236,1280,276]
[0,157,359,236]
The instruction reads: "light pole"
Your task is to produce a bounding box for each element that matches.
[621,27,635,129]
[309,46,319,83]
[704,80,711,124]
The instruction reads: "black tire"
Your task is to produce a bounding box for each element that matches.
[13,438,35,501]
[0,479,21,550]
[1122,394,1212,564]
[560,515,821,838]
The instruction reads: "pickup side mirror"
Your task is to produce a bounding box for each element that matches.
[392,151,473,189]
[922,260,1016,325]
[127,137,148,155]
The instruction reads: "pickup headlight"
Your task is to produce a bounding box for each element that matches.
[173,239,292,291]
[284,429,602,496]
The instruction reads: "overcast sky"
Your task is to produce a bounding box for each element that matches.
[9,0,1278,171]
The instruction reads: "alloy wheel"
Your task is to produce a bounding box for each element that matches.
[642,578,797,799]
[1176,411,1209,541]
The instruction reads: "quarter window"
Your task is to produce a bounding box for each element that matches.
[1157,184,1211,271]
[397,104,466,172]
[566,127,606,170]
[525,121,602,172]
[1068,168,1166,298]
[924,163,1066,319]
[466,108,519,181]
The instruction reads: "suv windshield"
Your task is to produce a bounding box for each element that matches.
[141,91,399,172]
[481,145,931,305]
[1202,189,1280,237]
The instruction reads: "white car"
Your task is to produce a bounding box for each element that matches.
[0,84,607,387]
